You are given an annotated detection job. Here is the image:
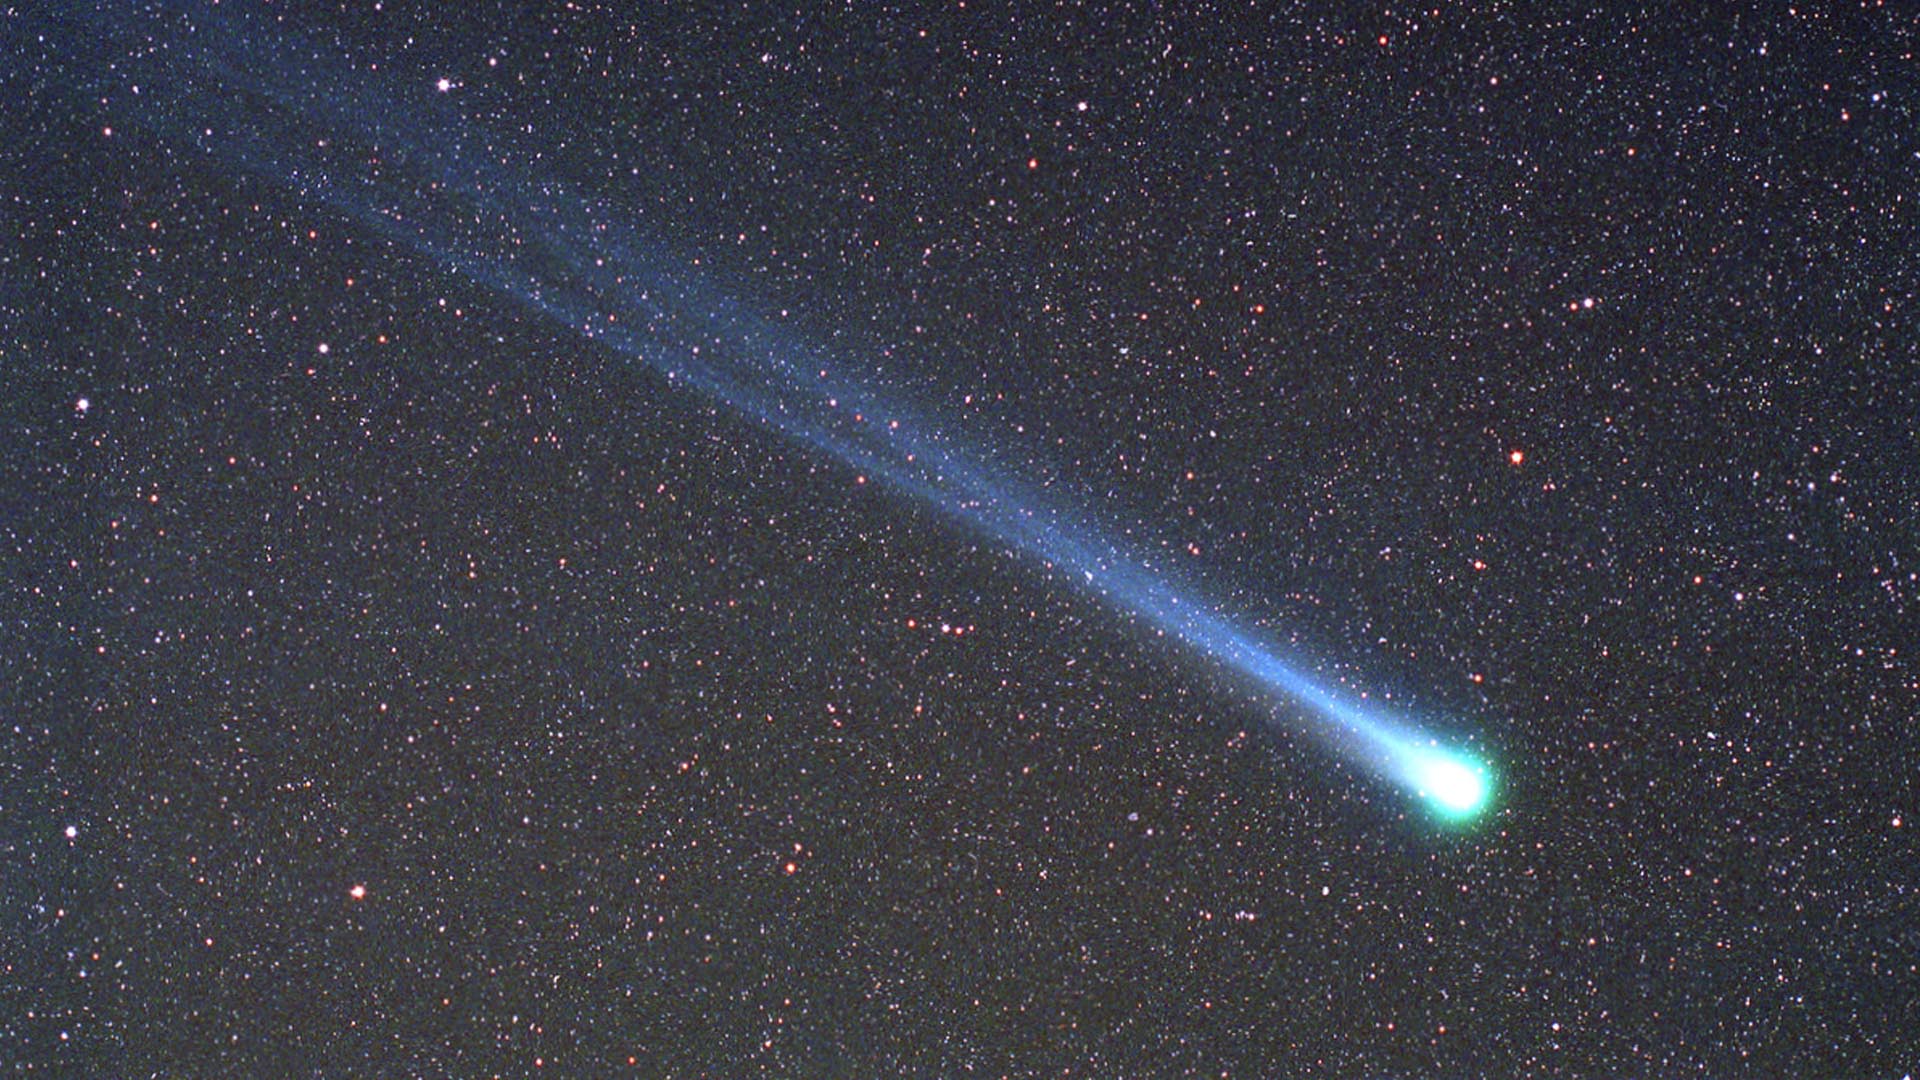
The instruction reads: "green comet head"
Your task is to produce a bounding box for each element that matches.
[1406,748,1494,822]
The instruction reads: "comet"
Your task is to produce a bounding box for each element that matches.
[47,1,1497,820]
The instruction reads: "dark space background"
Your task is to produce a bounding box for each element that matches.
[4,3,1916,1075]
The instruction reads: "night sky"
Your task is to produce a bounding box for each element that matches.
[6,2,1918,1076]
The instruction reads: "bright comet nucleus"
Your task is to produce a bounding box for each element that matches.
[1404,747,1493,818]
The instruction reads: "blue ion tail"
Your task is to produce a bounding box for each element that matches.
[45,1,1496,821]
